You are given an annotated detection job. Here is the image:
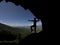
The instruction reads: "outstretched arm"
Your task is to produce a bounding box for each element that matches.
[28,20,34,22]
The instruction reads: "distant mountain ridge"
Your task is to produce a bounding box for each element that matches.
[0,23,42,41]
[0,23,31,32]
[0,23,16,31]
[0,23,18,41]
[0,23,31,39]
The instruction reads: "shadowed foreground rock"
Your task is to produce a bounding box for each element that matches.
[20,31,48,45]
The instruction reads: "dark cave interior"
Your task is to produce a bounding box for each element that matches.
[0,0,48,44]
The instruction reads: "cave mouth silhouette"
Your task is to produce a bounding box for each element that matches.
[0,0,43,43]
[0,0,42,33]
[0,0,48,44]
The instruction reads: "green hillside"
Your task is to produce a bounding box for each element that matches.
[0,23,31,43]
[0,23,42,43]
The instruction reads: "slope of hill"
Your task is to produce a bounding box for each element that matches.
[0,23,17,32]
[0,23,31,41]
[0,23,42,43]
[0,23,18,41]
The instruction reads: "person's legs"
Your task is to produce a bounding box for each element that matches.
[31,25,34,32]
[31,26,33,32]
[34,25,36,33]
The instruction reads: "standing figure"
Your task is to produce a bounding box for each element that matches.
[28,18,39,33]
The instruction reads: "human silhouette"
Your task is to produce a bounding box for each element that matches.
[28,18,39,33]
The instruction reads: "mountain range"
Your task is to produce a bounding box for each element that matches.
[0,23,42,39]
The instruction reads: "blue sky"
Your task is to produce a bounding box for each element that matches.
[0,0,42,26]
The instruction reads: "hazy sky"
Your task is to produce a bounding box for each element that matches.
[0,0,42,26]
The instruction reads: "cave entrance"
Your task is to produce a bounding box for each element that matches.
[0,0,42,43]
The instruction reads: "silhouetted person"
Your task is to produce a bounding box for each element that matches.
[28,18,39,33]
